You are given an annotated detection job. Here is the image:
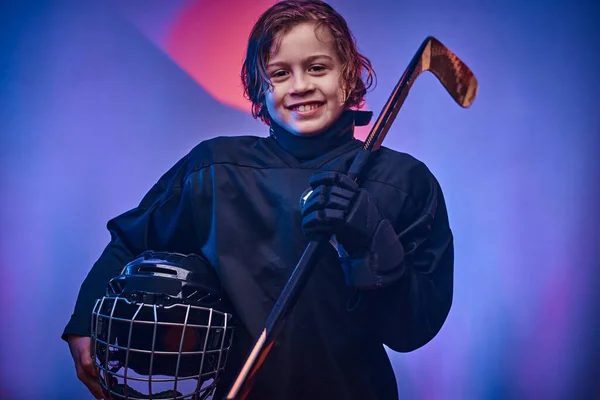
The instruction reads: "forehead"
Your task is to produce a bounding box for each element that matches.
[269,22,338,62]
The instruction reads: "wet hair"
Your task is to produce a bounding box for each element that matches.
[241,0,375,124]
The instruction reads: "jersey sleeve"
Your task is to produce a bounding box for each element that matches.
[362,162,454,353]
[61,154,198,341]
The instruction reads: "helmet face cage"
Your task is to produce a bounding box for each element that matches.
[91,252,235,400]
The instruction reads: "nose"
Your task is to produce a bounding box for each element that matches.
[290,73,313,94]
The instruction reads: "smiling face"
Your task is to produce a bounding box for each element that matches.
[264,22,346,137]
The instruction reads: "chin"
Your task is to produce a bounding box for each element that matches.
[291,119,336,137]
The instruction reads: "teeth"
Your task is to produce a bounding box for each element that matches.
[292,103,321,112]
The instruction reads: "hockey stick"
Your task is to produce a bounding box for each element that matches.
[226,36,478,399]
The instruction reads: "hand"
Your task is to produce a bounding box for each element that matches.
[300,171,383,255]
[67,335,108,399]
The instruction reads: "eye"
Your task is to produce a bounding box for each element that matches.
[309,65,327,73]
[270,70,288,79]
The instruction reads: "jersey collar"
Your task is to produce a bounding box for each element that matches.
[268,110,372,161]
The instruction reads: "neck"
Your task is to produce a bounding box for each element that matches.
[269,110,372,160]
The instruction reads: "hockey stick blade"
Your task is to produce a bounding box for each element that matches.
[226,36,478,400]
[361,36,478,156]
[425,36,478,108]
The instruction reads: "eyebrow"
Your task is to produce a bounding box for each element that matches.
[267,54,334,69]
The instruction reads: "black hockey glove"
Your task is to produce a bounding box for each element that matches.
[300,171,405,289]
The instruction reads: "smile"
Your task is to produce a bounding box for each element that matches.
[288,102,324,112]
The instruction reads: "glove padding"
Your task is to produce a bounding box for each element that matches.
[301,171,378,254]
[300,171,406,289]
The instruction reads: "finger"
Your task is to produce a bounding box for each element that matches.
[309,172,358,191]
[302,209,345,231]
[334,173,359,191]
[328,185,355,202]
[304,196,352,218]
[79,351,107,399]
[308,171,338,188]
[302,186,353,216]
[77,366,105,399]
[307,183,355,202]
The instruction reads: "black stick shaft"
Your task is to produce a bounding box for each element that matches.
[226,37,435,400]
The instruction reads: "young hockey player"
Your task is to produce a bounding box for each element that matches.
[64,1,454,399]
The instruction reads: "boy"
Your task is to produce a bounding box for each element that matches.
[64,1,454,399]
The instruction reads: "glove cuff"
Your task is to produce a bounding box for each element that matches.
[339,219,405,290]
[337,188,381,254]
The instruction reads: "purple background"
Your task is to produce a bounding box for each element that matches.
[1,0,598,398]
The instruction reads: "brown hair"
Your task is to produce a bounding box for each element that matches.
[241,0,375,125]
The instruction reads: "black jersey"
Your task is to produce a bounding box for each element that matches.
[63,111,454,400]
